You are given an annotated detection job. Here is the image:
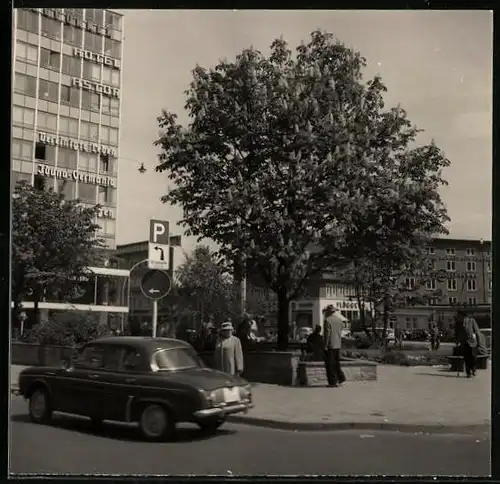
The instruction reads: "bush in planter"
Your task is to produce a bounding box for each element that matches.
[21,311,101,347]
[379,351,411,366]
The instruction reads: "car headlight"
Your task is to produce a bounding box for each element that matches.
[239,384,252,400]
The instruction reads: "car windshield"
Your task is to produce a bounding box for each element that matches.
[153,347,205,371]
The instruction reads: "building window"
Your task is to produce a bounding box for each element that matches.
[84,32,102,52]
[100,154,111,173]
[467,297,477,306]
[446,261,456,272]
[58,148,77,169]
[466,261,476,272]
[14,73,37,97]
[33,174,47,191]
[79,153,98,172]
[426,247,435,255]
[40,48,61,71]
[104,37,121,58]
[41,16,61,40]
[38,79,59,103]
[62,25,82,47]
[58,116,78,136]
[466,279,477,292]
[83,60,101,81]
[109,127,119,146]
[405,278,415,290]
[110,98,119,117]
[16,41,38,64]
[447,279,457,291]
[37,112,58,132]
[91,93,101,112]
[105,11,122,31]
[12,106,35,127]
[426,279,437,291]
[78,183,96,203]
[12,139,34,160]
[98,186,116,206]
[55,179,76,199]
[466,248,475,256]
[35,142,46,161]
[445,248,455,256]
[17,9,39,34]
[448,296,457,305]
[62,54,81,76]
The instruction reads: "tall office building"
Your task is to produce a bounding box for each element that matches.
[12,8,123,250]
[12,8,129,327]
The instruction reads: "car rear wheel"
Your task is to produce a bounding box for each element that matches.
[138,404,175,442]
[28,387,52,424]
[197,416,226,433]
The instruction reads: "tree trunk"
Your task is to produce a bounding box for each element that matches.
[382,294,390,352]
[276,287,289,351]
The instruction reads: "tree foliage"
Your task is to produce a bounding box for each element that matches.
[12,181,105,322]
[155,30,450,349]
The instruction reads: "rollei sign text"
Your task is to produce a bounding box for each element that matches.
[37,164,116,188]
[73,48,120,70]
[28,8,112,38]
[72,78,120,98]
[38,132,116,158]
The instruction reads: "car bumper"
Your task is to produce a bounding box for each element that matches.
[194,401,253,418]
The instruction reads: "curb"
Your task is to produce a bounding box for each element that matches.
[227,415,490,435]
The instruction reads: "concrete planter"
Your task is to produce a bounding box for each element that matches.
[297,358,378,386]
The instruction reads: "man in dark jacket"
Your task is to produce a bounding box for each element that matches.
[455,309,481,378]
[323,305,346,387]
[306,325,324,361]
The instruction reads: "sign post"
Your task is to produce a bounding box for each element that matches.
[148,220,170,271]
[140,269,172,338]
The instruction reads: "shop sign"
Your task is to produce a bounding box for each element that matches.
[37,164,116,188]
[38,132,116,158]
[72,78,120,98]
[333,300,359,310]
[98,208,115,219]
[28,8,112,38]
[73,48,120,69]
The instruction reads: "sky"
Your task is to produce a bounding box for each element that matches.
[116,9,493,262]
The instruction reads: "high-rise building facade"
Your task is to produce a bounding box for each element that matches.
[11,8,129,330]
[12,8,123,250]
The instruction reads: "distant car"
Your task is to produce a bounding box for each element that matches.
[18,336,253,441]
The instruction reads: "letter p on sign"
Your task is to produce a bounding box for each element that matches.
[149,220,170,244]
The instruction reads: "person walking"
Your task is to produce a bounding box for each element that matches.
[455,309,481,378]
[323,305,346,387]
[214,321,244,376]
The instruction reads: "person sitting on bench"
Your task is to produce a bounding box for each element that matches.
[454,309,481,378]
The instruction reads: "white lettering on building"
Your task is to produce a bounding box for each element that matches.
[98,208,115,219]
[73,48,120,70]
[38,132,116,158]
[72,78,120,98]
[29,8,112,38]
[37,164,116,189]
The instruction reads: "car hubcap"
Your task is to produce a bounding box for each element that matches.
[141,405,167,437]
[30,391,46,419]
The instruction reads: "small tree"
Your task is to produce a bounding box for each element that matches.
[155,30,450,349]
[12,181,105,325]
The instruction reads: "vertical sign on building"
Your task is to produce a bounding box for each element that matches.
[148,220,170,270]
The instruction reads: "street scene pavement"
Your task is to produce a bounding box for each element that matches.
[9,395,489,476]
[10,363,490,475]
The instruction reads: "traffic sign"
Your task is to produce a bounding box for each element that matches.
[140,269,172,300]
[148,219,169,270]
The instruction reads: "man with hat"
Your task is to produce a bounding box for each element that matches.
[214,321,244,376]
[323,305,346,387]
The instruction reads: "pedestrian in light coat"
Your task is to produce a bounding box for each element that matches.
[214,321,244,376]
[323,305,346,387]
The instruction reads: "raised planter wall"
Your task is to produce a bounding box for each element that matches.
[297,359,377,387]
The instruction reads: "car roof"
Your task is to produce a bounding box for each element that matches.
[89,336,192,352]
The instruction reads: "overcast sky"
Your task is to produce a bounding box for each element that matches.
[116,9,492,257]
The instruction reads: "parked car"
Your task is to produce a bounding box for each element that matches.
[18,336,253,441]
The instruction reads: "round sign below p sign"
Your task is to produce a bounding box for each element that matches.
[140,269,171,300]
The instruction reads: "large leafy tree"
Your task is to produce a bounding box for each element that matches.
[155,30,450,350]
[12,180,105,325]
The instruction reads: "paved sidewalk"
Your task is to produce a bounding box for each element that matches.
[10,363,491,433]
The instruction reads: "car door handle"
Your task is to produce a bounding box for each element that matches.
[125,378,137,384]
[88,374,100,379]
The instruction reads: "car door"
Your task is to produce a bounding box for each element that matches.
[56,344,105,416]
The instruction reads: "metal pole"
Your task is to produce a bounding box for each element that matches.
[152,300,158,338]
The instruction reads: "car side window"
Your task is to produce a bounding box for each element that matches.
[121,347,145,371]
[74,345,105,369]
[101,346,125,371]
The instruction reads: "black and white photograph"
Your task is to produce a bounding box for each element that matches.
[10,8,492,476]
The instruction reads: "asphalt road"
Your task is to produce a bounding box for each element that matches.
[10,396,489,476]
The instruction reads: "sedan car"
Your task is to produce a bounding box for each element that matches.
[18,336,253,441]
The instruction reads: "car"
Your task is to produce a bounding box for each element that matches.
[17,336,253,441]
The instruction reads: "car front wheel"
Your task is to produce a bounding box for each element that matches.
[197,416,226,433]
[138,403,175,442]
[28,387,52,424]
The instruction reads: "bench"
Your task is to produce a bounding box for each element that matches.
[447,354,489,376]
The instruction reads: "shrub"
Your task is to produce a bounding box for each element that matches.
[21,311,103,346]
[379,351,411,366]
